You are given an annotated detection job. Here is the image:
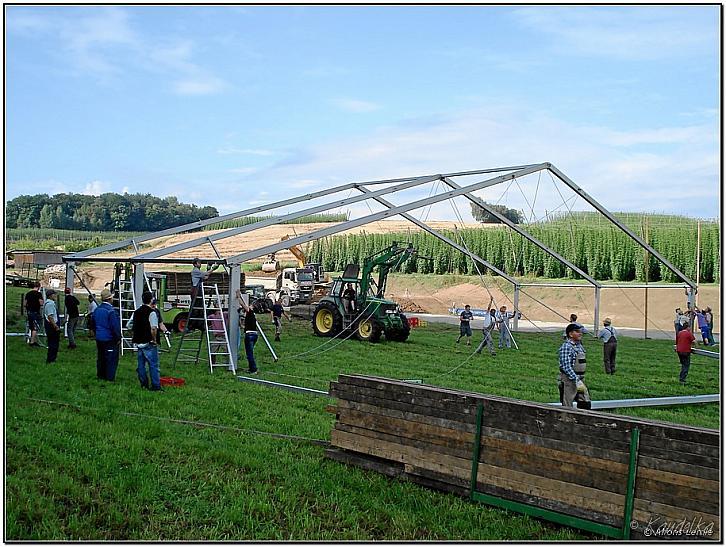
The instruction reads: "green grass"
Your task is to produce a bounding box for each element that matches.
[4,286,719,540]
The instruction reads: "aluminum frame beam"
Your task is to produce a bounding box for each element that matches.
[64,164,538,261]
[356,186,518,285]
[441,176,600,288]
[549,394,719,409]
[225,164,548,265]
[133,175,442,260]
[548,164,696,288]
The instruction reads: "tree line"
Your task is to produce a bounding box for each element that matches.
[5,193,218,232]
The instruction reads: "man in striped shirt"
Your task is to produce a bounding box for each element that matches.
[558,323,589,408]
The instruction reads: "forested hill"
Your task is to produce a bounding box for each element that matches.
[5,193,218,232]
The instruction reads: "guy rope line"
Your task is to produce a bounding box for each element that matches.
[26,398,330,445]
[447,196,523,349]
[285,301,377,360]
[529,170,542,223]
[447,194,546,334]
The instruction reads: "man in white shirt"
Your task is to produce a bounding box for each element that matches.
[597,317,618,375]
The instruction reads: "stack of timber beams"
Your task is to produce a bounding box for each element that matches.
[327,375,720,540]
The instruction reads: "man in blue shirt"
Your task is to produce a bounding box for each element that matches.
[456,305,474,346]
[92,288,122,381]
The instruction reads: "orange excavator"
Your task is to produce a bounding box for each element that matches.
[262,235,327,283]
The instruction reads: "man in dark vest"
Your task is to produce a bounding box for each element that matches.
[130,291,162,391]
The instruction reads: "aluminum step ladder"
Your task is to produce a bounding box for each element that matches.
[204,284,235,374]
[172,283,234,372]
[119,279,138,355]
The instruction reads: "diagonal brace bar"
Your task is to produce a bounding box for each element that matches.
[225,164,549,265]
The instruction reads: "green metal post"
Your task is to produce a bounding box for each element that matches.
[469,402,484,500]
[621,427,641,539]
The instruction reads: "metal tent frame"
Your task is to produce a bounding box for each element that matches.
[63,162,696,364]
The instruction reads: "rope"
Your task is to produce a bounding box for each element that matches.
[529,170,542,223]
[285,301,377,360]
[447,198,519,350]
[26,397,329,446]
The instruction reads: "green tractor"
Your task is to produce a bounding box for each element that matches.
[311,242,421,342]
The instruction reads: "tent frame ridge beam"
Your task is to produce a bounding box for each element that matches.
[441,176,601,288]
[64,165,537,261]
[133,175,442,261]
[225,163,548,265]
[356,185,518,285]
[547,164,696,288]
[65,181,385,260]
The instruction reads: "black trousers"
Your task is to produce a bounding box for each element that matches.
[45,321,60,363]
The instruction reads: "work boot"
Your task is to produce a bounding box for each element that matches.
[274,335,280,342]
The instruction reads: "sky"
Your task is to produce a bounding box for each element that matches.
[4,4,721,223]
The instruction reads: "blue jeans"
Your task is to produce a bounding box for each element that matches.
[499,324,512,348]
[244,332,258,372]
[137,344,161,389]
[700,325,712,346]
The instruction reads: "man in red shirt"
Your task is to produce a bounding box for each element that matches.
[676,320,696,384]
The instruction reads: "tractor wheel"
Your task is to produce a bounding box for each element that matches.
[356,318,383,343]
[280,293,291,307]
[312,301,343,337]
[172,312,189,333]
[385,314,411,342]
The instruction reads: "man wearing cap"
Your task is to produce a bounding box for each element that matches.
[129,291,162,391]
[64,287,81,349]
[42,289,61,364]
[597,318,618,375]
[92,288,122,381]
[558,323,590,408]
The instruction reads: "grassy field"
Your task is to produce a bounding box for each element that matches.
[4,286,719,540]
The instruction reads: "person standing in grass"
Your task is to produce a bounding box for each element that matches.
[704,307,716,345]
[474,304,496,356]
[64,287,81,350]
[675,320,696,384]
[558,323,590,408]
[456,304,474,346]
[563,313,589,338]
[24,281,43,347]
[270,299,291,342]
[129,291,162,391]
[237,289,258,374]
[597,317,618,375]
[93,288,122,381]
[694,307,711,346]
[496,305,514,349]
[42,289,61,364]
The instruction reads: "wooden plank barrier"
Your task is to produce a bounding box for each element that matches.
[326,375,720,541]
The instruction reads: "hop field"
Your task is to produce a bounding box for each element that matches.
[4,286,719,540]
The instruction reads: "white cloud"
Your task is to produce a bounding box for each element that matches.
[251,105,718,218]
[7,7,230,93]
[510,6,717,61]
[121,186,130,194]
[82,180,110,196]
[333,98,381,113]
[217,147,275,156]
[173,76,227,96]
[227,167,258,175]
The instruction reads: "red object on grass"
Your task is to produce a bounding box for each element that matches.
[160,376,185,387]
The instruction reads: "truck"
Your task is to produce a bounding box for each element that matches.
[129,268,274,332]
[243,267,315,307]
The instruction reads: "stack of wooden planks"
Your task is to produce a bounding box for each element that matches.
[327,375,720,540]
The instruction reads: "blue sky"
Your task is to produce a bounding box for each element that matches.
[5,5,720,221]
